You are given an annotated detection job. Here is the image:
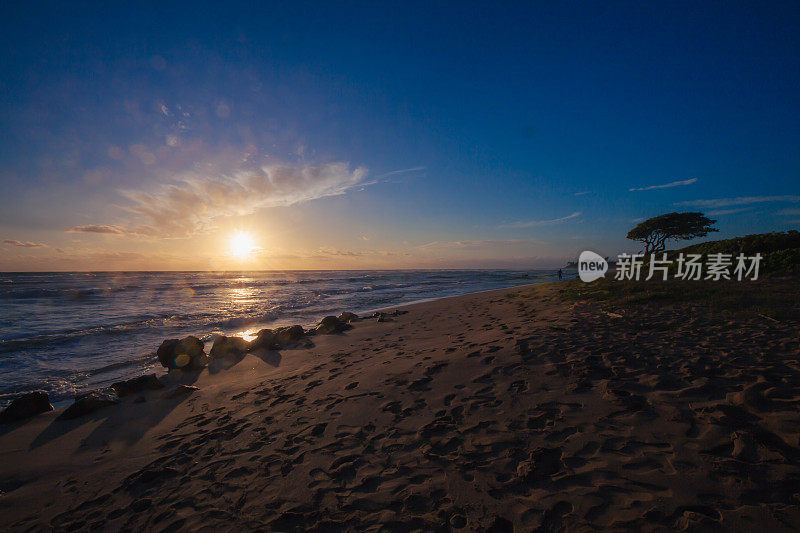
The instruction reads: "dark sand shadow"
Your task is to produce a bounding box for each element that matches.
[77,395,188,451]
[207,349,283,374]
[28,369,202,451]
[164,367,203,386]
[28,393,184,451]
[0,414,52,438]
[250,348,282,367]
[207,353,247,374]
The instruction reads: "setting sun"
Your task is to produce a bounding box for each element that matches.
[230,232,256,258]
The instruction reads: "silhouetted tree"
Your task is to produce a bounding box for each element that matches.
[627,212,717,254]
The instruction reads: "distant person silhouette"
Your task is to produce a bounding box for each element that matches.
[558,269,563,280]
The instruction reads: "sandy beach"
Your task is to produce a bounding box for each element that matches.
[2,280,800,531]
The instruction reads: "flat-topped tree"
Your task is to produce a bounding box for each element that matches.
[627,212,717,255]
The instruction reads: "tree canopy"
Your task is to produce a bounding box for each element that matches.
[627,212,717,254]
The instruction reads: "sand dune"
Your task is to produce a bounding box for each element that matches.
[1,282,799,531]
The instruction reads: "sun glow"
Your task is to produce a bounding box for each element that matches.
[230,232,256,258]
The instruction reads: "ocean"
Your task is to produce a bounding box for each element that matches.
[0,270,572,406]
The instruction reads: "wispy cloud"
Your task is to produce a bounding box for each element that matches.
[78,161,368,238]
[418,238,542,250]
[314,247,399,257]
[573,191,590,196]
[629,178,697,192]
[68,224,126,235]
[357,166,426,188]
[315,247,366,257]
[706,207,753,216]
[498,211,581,229]
[3,239,47,248]
[777,208,800,216]
[676,195,800,208]
[374,166,426,180]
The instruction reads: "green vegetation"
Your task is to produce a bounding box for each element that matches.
[561,276,799,321]
[672,230,800,274]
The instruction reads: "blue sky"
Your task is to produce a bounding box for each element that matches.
[1,2,798,270]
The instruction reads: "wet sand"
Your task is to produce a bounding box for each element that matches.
[1,281,800,531]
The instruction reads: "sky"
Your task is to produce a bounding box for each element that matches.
[1,1,798,271]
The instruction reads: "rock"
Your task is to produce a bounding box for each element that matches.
[210,335,250,359]
[0,391,53,424]
[372,311,397,322]
[111,374,164,397]
[59,388,120,420]
[249,328,276,351]
[156,336,206,369]
[274,325,305,347]
[162,385,199,399]
[337,311,358,323]
[374,309,405,318]
[314,315,349,335]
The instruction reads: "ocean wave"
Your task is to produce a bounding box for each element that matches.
[0,312,216,354]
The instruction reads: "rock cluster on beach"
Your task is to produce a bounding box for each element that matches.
[0,311,362,424]
[158,313,360,371]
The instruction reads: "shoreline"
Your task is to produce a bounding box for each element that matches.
[358,280,553,315]
[2,280,799,530]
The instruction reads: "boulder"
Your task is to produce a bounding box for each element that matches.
[0,391,53,424]
[111,374,164,397]
[210,335,250,359]
[162,385,199,399]
[248,328,276,351]
[156,336,206,369]
[337,311,358,323]
[314,315,350,335]
[274,325,305,347]
[59,388,120,420]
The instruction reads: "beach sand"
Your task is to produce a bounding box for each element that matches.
[1,281,800,531]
